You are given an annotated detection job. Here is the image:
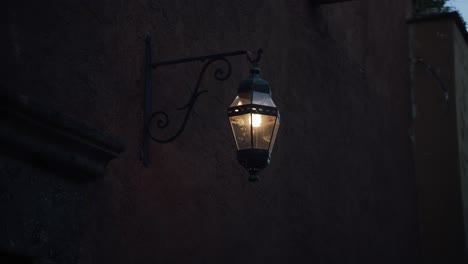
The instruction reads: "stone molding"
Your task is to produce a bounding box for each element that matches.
[0,92,124,179]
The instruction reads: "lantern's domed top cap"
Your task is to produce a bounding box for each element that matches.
[239,67,270,94]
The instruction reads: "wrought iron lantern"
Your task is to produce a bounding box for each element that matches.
[142,35,280,181]
[227,68,280,181]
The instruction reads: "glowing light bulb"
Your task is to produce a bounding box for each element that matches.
[252,114,262,127]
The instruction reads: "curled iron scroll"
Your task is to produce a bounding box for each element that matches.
[147,57,232,143]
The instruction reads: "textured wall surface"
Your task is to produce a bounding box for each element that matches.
[454,17,468,258]
[3,0,419,263]
[0,154,86,264]
[410,15,467,263]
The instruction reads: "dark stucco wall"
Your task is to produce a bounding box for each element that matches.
[3,0,419,263]
[409,14,468,263]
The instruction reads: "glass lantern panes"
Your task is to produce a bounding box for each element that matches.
[230,92,252,107]
[268,112,280,153]
[227,68,280,179]
[252,91,276,107]
[229,114,251,150]
[252,114,276,149]
[228,92,279,149]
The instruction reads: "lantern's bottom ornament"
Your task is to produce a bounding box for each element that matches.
[237,149,270,182]
[228,68,280,182]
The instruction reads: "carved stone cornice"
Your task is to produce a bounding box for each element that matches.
[0,92,124,179]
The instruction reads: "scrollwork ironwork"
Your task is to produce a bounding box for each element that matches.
[147,57,232,143]
[142,34,262,165]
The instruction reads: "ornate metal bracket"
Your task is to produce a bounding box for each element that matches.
[142,35,262,166]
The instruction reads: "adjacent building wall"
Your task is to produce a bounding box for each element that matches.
[3,0,418,263]
[454,14,468,259]
[410,13,468,263]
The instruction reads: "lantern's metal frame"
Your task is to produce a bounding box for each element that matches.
[226,67,280,181]
[142,35,262,166]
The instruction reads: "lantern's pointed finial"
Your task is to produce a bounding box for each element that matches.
[248,170,260,182]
